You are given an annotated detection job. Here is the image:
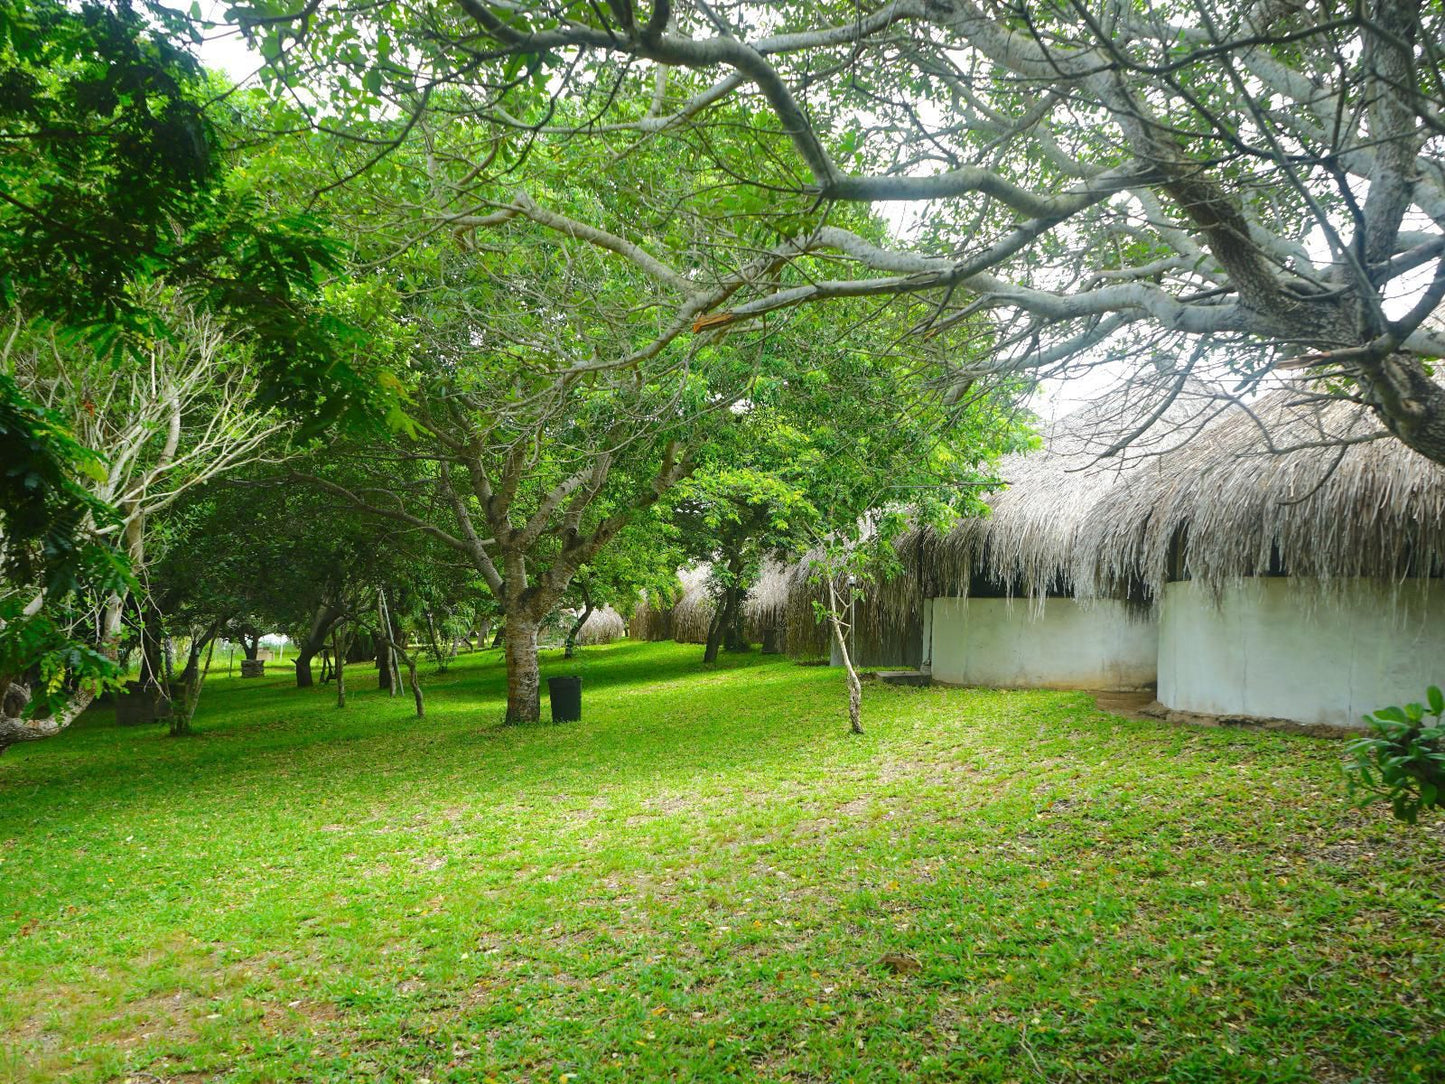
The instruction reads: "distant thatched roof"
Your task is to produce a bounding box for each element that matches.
[569,605,627,646]
[627,561,833,657]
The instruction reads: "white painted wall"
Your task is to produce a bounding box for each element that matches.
[1158,578,1445,729]
[929,597,1159,690]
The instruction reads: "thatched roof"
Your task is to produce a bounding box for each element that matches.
[770,381,1445,644]
[627,561,833,657]
[937,383,1445,601]
[931,381,1221,603]
[570,605,627,646]
[1080,390,1445,595]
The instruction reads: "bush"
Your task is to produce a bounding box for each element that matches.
[1346,686,1445,824]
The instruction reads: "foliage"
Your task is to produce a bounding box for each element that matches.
[245,0,1445,463]
[2,643,1442,1081]
[1347,687,1445,824]
[0,0,390,430]
[0,375,131,715]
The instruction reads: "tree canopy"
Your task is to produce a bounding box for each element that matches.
[238,0,1445,463]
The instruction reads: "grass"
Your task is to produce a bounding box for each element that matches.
[2,641,1443,1084]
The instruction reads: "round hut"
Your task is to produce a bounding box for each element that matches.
[1082,390,1445,728]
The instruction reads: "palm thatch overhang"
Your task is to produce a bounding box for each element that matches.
[924,400,1203,608]
[908,385,1445,618]
[1075,389,1445,597]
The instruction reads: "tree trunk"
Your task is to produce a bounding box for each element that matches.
[723,588,748,652]
[703,601,726,664]
[424,607,447,673]
[377,641,394,691]
[827,578,864,735]
[503,613,541,724]
[179,620,220,688]
[138,603,165,688]
[564,593,594,660]
[377,592,401,696]
[704,584,743,664]
[294,603,342,688]
[179,640,203,687]
[334,628,347,709]
[170,633,217,737]
[563,605,592,659]
[490,626,505,650]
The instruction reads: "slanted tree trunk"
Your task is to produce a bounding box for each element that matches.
[703,603,727,665]
[490,626,504,650]
[503,612,541,723]
[564,581,594,660]
[294,602,343,688]
[137,602,166,688]
[424,607,448,673]
[179,620,221,688]
[377,635,424,718]
[376,591,402,697]
[827,578,864,735]
[703,556,747,664]
[169,633,218,737]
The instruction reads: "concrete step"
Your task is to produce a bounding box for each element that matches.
[875,670,932,688]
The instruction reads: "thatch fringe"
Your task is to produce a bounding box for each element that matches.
[767,540,929,666]
[1078,391,1445,597]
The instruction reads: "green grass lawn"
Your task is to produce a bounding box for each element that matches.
[2,642,1442,1083]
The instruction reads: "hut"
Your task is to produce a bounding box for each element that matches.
[804,388,1215,685]
[567,605,628,646]
[919,406,1176,691]
[627,561,833,658]
[1078,390,1445,728]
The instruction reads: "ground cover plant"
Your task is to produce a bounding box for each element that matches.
[2,642,1443,1083]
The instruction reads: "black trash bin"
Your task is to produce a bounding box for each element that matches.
[547,676,582,723]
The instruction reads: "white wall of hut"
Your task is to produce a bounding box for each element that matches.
[1158,578,1445,728]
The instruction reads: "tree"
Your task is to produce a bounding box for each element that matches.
[555,517,681,659]
[0,375,131,752]
[0,0,400,750]
[255,0,1445,463]
[284,119,773,722]
[666,298,1027,669]
[1,298,287,747]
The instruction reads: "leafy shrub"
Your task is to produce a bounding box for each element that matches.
[1346,686,1445,824]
